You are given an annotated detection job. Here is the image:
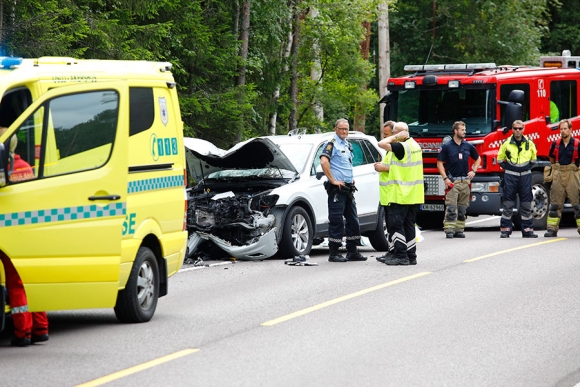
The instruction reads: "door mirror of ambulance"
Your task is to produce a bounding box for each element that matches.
[0,142,6,187]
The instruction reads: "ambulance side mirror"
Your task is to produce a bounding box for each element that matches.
[0,142,7,187]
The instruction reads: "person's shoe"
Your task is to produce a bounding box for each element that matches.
[445,232,454,239]
[500,233,510,238]
[346,252,367,261]
[544,230,558,237]
[577,228,580,236]
[454,231,465,238]
[522,232,538,238]
[376,252,394,263]
[11,337,31,347]
[328,254,347,262]
[408,257,417,265]
[31,334,49,344]
[383,256,410,266]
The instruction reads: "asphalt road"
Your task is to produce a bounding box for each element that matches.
[2,216,580,387]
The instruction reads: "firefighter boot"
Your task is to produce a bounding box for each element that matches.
[328,245,347,262]
[544,229,558,237]
[346,245,367,261]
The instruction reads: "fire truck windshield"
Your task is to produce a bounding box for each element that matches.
[391,87,494,137]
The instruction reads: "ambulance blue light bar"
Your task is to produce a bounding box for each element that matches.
[0,57,23,69]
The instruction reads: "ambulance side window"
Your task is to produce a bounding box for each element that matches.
[129,87,154,136]
[550,80,577,121]
[37,90,119,178]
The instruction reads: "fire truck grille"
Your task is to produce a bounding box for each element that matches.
[424,174,445,196]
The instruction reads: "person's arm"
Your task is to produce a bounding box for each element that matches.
[374,154,389,172]
[436,159,452,188]
[378,130,409,152]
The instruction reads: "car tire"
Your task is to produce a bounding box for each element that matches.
[416,212,443,230]
[368,206,389,251]
[114,246,159,323]
[278,206,313,258]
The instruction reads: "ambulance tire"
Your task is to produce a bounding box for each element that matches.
[367,206,389,251]
[114,247,159,323]
[278,206,313,258]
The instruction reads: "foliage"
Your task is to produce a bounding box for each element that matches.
[0,0,572,147]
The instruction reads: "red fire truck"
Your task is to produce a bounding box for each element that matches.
[382,51,580,230]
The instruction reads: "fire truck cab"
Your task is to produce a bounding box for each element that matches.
[383,51,580,229]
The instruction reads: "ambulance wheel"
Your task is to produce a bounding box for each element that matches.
[114,247,159,323]
[530,172,549,230]
[368,206,389,251]
[278,206,313,258]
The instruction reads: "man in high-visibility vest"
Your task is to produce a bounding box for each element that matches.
[544,119,580,237]
[497,120,538,238]
[377,122,424,266]
[375,121,395,262]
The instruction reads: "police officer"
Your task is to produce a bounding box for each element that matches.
[437,121,481,238]
[320,118,366,262]
[544,119,580,237]
[377,122,424,265]
[497,120,538,238]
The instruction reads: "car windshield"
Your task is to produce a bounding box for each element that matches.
[276,143,313,174]
[207,167,295,180]
[394,87,494,137]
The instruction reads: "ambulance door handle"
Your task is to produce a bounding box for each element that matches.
[89,195,121,201]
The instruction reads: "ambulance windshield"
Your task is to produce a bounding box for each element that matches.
[392,87,494,137]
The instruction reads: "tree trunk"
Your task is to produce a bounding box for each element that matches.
[353,21,371,133]
[236,0,251,143]
[288,2,301,133]
[378,2,391,137]
[268,30,294,135]
[309,7,323,125]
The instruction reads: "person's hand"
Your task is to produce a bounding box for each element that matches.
[395,130,409,141]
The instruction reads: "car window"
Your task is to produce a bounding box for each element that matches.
[277,143,313,174]
[312,143,325,175]
[360,140,381,164]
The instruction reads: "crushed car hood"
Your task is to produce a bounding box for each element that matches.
[184,137,298,182]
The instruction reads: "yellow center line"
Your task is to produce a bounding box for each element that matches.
[261,272,432,326]
[75,348,200,387]
[464,237,567,263]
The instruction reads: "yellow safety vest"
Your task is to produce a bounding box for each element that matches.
[384,138,424,205]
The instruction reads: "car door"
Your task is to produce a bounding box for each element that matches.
[0,82,128,311]
[350,139,381,220]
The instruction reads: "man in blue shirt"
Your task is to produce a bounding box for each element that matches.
[320,118,366,262]
[437,121,481,238]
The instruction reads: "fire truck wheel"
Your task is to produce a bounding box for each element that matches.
[416,212,444,230]
[530,172,549,230]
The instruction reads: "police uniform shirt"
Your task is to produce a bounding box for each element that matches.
[320,133,354,183]
[549,139,580,166]
[437,139,479,178]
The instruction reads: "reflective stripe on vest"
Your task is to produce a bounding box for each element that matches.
[385,139,424,205]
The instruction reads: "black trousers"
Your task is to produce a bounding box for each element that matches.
[386,203,419,260]
[327,191,361,248]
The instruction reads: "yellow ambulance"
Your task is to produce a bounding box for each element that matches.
[0,57,187,329]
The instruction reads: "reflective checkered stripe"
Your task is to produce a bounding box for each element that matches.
[128,175,184,194]
[0,202,126,228]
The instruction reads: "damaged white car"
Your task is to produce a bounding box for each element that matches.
[184,131,389,260]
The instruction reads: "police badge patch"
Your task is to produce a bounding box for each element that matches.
[159,97,168,126]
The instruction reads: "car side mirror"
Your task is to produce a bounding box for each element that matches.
[315,165,324,180]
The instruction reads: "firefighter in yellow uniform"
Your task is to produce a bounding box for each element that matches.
[497,120,538,238]
[377,122,424,266]
[544,119,580,237]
